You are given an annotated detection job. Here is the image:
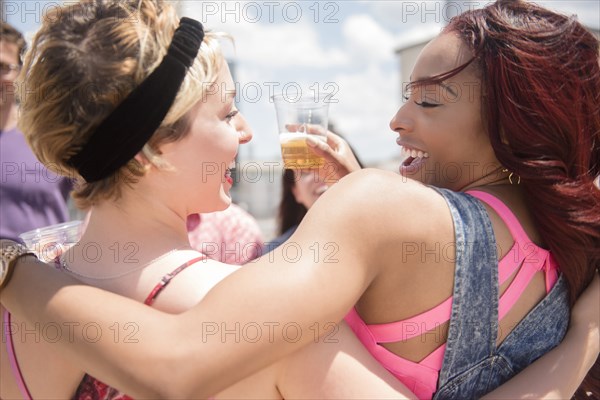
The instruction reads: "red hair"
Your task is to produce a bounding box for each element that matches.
[437,0,600,304]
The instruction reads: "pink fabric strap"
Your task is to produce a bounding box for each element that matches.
[497,244,523,286]
[467,190,533,244]
[467,192,539,289]
[368,297,453,343]
[468,190,560,315]
[3,309,33,400]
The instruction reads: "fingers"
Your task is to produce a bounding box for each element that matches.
[305,135,331,156]
[305,136,350,182]
[305,136,341,168]
[325,131,345,149]
[282,126,360,180]
[283,126,345,151]
[284,124,327,136]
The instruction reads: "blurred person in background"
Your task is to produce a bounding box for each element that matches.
[271,168,327,248]
[0,22,71,242]
[187,203,264,265]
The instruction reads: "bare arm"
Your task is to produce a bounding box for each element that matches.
[215,322,417,399]
[277,321,417,399]
[483,272,600,399]
[1,170,426,399]
[3,246,369,399]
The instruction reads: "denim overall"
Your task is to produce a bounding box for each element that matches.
[432,189,570,399]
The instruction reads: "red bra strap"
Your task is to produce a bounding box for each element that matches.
[144,256,206,305]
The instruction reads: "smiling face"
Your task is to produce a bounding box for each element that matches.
[391,33,500,191]
[291,168,330,209]
[152,61,253,214]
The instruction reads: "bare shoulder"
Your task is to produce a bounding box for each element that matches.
[303,169,454,267]
[317,169,451,236]
[149,258,240,313]
[334,168,442,204]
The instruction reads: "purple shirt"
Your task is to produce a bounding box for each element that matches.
[0,127,71,241]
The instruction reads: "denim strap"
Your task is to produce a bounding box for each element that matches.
[432,189,499,389]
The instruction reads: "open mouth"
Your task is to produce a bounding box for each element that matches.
[400,146,429,172]
[225,161,235,185]
[402,156,417,167]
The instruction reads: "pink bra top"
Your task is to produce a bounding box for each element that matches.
[344,191,560,400]
[3,256,205,400]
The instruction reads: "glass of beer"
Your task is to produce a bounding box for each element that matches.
[272,94,329,169]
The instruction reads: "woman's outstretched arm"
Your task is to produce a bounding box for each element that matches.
[1,170,432,398]
[483,272,600,399]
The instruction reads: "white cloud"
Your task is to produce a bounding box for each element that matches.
[232,67,281,160]
[182,1,349,69]
[393,23,443,51]
[328,64,401,165]
[342,14,396,62]
[220,12,398,71]
[225,22,349,68]
[363,0,479,29]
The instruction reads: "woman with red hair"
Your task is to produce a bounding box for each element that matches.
[2,0,598,398]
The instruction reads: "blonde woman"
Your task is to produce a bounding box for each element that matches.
[0,0,410,398]
[1,0,599,399]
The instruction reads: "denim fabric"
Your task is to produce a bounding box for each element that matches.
[431,188,570,400]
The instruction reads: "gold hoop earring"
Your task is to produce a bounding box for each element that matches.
[502,168,521,185]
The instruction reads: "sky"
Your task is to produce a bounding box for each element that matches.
[4,0,600,166]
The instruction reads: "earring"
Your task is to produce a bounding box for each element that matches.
[502,168,521,185]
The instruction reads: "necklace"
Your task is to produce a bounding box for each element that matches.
[458,166,510,192]
[60,247,193,280]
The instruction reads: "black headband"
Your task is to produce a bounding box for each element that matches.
[68,17,204,183]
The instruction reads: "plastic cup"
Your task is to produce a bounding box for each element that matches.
[19,221,84,262]
[272,94,329,169]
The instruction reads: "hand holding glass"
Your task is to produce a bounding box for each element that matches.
[272,94,329,169]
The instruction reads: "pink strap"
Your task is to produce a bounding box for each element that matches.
[3,309,33,400]
[498,258,541,320]
[420,343,446,369]
[467,191,533,244]
[368,297,453,343]
[498,244,525,285]
[544,253,560,292]
[468,190,560,312]
[498,251,560,319]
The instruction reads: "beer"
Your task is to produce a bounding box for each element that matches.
[279,132,325,169]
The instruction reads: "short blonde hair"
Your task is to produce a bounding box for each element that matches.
[17,0,224,209]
